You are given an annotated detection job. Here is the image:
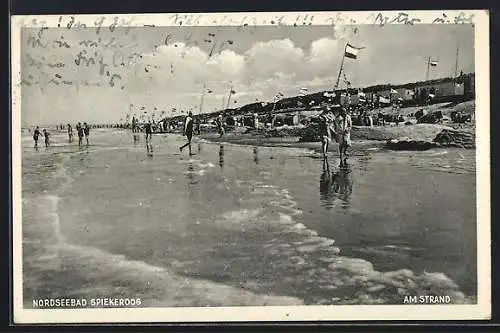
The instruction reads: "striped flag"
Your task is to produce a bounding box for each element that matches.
[429,60,439,66]
[345,43,364,59]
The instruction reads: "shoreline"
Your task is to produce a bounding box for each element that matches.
[196,132,386,154]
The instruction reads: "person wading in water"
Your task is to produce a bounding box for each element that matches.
[33,126,42,149]
[335,107,352,167]
[318,105,335,159]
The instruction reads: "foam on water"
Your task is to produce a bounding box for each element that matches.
[23,194,303,307]
[216,176,474,304]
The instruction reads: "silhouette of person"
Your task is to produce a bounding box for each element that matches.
[253,147,259,164]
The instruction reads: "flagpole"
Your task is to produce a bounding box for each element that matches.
[334,42,348,90]
[225,85,233,110]
[270,94,279,129]
[199,84,206,114]
[426,56,431,81]
[454,44,459,78]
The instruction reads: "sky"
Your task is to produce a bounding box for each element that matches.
[19,24,474,125]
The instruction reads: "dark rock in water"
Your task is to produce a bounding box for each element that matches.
[385,138,438,151]
[299,123,322,142]
[433,129,475,149]
[417,110,443,124]
[414,109,427,120]
[265,126,304,138]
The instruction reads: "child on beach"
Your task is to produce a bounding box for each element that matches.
[42,129,50,148]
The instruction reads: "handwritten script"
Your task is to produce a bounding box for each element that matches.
[19,12,476,90]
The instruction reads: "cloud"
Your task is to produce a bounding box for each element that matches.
[22,36,347,123]
[243,39,305,78]
[308,38,342,72]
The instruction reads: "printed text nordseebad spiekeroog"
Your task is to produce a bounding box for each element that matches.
[32,298,142,308]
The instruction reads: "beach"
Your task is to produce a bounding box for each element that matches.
[21,127,476,307]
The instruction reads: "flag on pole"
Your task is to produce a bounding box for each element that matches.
[345,43,364,59]
[429,60,439,66]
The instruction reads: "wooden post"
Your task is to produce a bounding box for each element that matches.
[426,56,431,81]
[225,86,233,110]
[199,84,206,114]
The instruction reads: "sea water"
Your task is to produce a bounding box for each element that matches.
[21,128,476,307]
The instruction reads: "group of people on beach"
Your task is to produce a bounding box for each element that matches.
[32,122,91,149]
[318,105,353,167]
[175,104,352,165]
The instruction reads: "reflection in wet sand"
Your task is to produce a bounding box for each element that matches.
[319,158,353,210]
[219,144,224,169]
[253,147,259,164]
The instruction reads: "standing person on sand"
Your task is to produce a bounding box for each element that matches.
[335,107,352,167]
[179,111,194,155]
[67,123,73,143]
[83,122,90,146]
[76,122,84,147]
[145,120,153,154]
[216,114,225,138]
[318,105,335,158]
[33,126,42,148]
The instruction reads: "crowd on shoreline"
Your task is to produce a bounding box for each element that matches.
[30,122,91,149]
